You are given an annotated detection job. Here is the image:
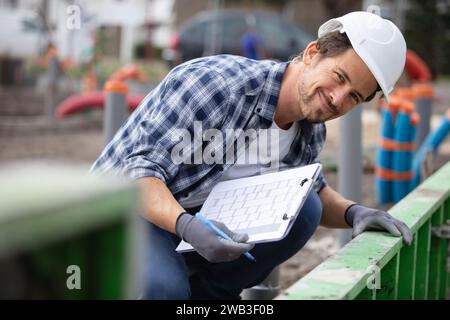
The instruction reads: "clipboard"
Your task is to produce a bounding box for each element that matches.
[176,163,322,252]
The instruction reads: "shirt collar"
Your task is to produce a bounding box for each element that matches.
[253,61,289,121]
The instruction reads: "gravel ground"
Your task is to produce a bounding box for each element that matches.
[1,81,449,293]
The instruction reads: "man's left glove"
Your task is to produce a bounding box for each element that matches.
[345,204,413,246]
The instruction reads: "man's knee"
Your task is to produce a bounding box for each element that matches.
[290,190,323,241]
[142,272,191,300]
[141,221,191,299]
[301,190,323,230]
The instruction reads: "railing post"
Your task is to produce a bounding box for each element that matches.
[377,253,400,300]
[104,80,129,146]
[398,234,417,299]
[338,106,363,245]
[429,207,444,299]
[45,54,60,118]
[415,220,431,299]
[445,199,450,299]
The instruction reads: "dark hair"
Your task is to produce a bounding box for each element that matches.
[293,31,381,102]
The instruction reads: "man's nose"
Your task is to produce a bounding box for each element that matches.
[330,87,348,108]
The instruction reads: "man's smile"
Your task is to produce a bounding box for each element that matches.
[318,89,337,116]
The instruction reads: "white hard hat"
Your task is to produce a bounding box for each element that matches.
[318,11,406,102]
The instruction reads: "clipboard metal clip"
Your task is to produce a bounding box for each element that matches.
[300,178,309,187]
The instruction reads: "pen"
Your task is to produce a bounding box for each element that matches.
[196,213,256,262]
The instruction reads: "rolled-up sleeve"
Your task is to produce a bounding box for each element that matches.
[91,65,231,184]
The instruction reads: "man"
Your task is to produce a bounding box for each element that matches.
[240,14,265,60]
[92,11,413,299]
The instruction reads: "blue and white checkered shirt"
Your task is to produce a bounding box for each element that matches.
[91,55,327,203]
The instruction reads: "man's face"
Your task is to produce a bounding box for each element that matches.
[296,45,378,123]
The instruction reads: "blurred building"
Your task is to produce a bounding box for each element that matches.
[1,0,448,75]
[171,0,410,37]
[0,0,175,62]
[0,0,44,58]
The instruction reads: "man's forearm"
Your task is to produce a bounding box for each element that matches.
[318,185,355,228]
[137,177,186,234]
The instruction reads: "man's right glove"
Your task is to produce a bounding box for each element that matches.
[345,204,413,246]
[175,212,254,263]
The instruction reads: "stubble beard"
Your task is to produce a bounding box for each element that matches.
[297,78,326,124]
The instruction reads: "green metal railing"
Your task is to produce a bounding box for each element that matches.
[0,164,137,299]
[280,161,450,300]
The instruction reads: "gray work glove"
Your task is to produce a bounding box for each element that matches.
[345,204,413,246]
[175,213,254,263]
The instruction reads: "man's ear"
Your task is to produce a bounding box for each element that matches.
[303,41,319,65]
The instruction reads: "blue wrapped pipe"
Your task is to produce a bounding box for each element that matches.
[411,110,450,188]
[392,101,416,202]
[375,102,397,204]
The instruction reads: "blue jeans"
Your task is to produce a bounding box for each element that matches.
[141,190,323,299]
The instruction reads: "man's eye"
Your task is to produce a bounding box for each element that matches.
[351,93,360,103]
[336,73,345,82]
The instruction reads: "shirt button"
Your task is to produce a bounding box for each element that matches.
[256,107,261,113]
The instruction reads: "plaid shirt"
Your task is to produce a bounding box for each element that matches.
[91,55,327,202]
